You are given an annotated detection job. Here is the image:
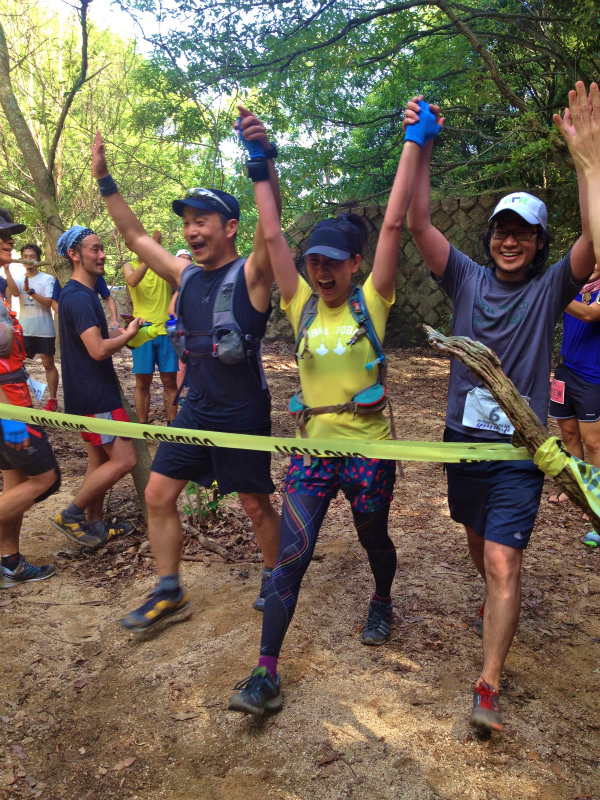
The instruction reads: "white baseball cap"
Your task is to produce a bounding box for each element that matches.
[175,248,192,259]
[489,192,548,231]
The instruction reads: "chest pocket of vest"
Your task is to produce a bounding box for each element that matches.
[0,304,15,358]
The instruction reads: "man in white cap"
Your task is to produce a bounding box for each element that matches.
[122,230,179,423]
[405,83,600,732]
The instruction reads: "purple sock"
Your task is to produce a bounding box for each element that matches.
[372,592,392,605]
[258,656,278,679]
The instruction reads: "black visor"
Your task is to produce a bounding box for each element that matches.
[304,227,353,260]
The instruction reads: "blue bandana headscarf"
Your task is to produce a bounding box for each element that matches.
[57,225,95,257]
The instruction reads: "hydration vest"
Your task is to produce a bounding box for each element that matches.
[168,258,267,389]
[0,296,28,386]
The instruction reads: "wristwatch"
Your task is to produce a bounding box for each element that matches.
[243,158,270,182]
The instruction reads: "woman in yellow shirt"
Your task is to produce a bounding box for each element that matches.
[229,99,443,715]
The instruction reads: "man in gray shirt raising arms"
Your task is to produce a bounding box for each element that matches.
[405,82,600,732]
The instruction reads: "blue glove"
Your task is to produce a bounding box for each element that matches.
[1,418,29,445]
[237,116,266,160]
[404,100,443,147]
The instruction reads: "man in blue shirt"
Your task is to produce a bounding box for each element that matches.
[52,226,144,550]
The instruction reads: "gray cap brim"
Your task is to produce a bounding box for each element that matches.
[305,245,351,261]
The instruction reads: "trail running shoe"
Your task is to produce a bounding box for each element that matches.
[470,680,503,732]
[583,531,600,548]
[474,602,485,638]
[52,512,107,550]
[228,667,283,715]
[252,567,272,612]
[106,520,134,541]
[0,556,56,588]
[42,399,58,412]
[120,587,191,633]
[360,599,393,646]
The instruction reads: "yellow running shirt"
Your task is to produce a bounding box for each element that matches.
[127,257,172,335]
[282,274,394,441]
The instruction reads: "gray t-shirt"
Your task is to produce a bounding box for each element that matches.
[434,245,581,439]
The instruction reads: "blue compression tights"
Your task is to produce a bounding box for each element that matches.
[260,493,397,658]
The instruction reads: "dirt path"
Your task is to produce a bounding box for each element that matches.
[0,346,598,800]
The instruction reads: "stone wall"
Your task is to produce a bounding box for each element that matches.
[266,193,506,346]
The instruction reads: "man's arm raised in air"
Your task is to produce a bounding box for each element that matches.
[91,132,184,287]
[405,99,450,279]
[234,107,279,313]
[554,81,600,283]
[372,98,444,301]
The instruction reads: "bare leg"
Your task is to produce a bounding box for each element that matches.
[0,467,57,537]
[40,353,59,400]
[479,540,522,689]
[145,472,187,576]
[580,419,600,467]
[159,372,178,422]
[81,442,108,522]
[0,470,25,555]
[466,524,486,582]
[238,492,280,569]
[550,418,585,503]
[134,373,153,424]
[73,438,137,519]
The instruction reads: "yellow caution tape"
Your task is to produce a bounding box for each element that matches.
[0,403,533,463]
[535,436,600,518]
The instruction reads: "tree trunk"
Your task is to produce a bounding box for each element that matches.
[424,325,600,532]
[119,388,152,521]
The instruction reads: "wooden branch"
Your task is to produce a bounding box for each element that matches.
[436,1,547,136]
[0,185,35,207]
[48,0,91,175]
[423,325,600,532]
[186,525,233,562]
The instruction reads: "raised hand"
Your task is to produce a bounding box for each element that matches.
[234,105,269,151]
[554,81,600,175]
[91,130,110,179]
[403,95,444,136]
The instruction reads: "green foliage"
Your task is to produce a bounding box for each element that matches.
[183,480,233,525]
[0,0,236,277]
[117,0,600,237]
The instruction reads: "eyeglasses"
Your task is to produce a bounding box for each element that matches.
[491,228,536,241]
[184,188,232,215]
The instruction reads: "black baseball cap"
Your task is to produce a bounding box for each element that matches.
[305,227,353,260]
[172,188,240,220]
[0,217,26,236]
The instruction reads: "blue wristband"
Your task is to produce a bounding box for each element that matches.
[237,116,266,160]
[1,418,28,445]
[404,100,443,147]
[97,174,119,197]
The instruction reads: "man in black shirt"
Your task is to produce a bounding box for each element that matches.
[91,111,281,632]
[52,226,144,550]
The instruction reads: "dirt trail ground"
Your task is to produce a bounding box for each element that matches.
[1,344,599,800]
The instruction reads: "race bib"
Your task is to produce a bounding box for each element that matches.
[462,387,529,436]
[26,376,47,403]
[550,379,565,404]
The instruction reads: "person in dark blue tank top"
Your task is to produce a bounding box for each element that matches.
[549,263,600,545]
[91,112,281,633]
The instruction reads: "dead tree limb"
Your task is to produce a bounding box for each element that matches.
[423,325,600,532]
